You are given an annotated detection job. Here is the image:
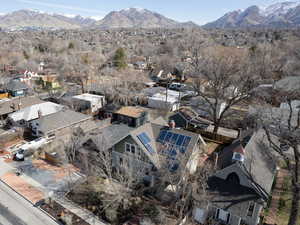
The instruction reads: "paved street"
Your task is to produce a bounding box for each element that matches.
[0,181,59,225]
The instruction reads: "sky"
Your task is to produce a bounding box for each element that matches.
[1,0,291,25]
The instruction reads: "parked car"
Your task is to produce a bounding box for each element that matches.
[13,149,25,161]
[169,82,186,91]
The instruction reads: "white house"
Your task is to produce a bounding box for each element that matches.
[148,93,180,112]
[8,102,64,127]
[71,93,106,114]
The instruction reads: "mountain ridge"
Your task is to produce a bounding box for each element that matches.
[203,1,300,28]
[0,8,199,30]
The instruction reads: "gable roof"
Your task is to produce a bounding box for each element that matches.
[203,176,261,218]
[97,124,135,150]
[33,109,91,134]
[218,129,277,197]
[128,118,205,169]
[9,102,64,122]
[6,80,29,91]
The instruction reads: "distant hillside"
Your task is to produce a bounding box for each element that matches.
[203,1,300,28]
[0,10,81,30]
[0,8,199,30]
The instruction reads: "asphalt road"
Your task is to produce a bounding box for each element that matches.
[0,181,59,225]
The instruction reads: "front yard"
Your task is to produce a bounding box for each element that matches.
[66,176,176,225]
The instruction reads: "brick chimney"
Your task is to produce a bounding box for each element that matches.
[169,120,176,129]
[37,109,42,119]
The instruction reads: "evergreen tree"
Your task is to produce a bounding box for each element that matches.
[113,48,127,70]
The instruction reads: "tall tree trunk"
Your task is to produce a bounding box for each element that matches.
[213,120,220,140]
[288,185,300,225]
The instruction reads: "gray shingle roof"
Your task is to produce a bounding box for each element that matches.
[275,76,300,92]
[0,96,44,116]
[218,129,277,196]
[6,80,29,91]
[34,109,91,134]
[96,124,134,149]
[205,176,261,218]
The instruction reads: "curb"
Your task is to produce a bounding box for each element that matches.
[0,178,60,224]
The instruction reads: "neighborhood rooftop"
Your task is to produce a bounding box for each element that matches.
[32,109,92,134]
[115,106,147,118]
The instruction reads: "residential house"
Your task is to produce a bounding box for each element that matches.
[0,96,44,121]
[280,100,300,111]
[40,74,61,90]
[62,93,106,115]
[8,102,64,127]
[170,107,238,143]
[144,87,182,112]
[6,80,29,97]
[109,118,206,180]
[29,109,93,138]
[113,106,149,128]
[78,123,135,175]
[133,61,147,70]
[81,117,206,184]
[193,129,277,225]
[189,96,227,119]
[148,93,180,112]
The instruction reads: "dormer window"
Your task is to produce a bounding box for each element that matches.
[232,152,245,163]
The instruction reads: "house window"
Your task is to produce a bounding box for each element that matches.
[125,142,137,155]
[126,143,131,152]
[247,202,255,217]
[119,157,123,165]
[215,208,231,224]
[130,145,136,154]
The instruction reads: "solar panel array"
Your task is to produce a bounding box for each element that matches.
[137,132,155,155]
[157,130,192,158]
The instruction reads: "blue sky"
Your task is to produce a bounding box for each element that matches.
[2,0,287,24]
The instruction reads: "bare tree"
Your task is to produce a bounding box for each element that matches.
[191,46,256,135]
[254,90,300,225]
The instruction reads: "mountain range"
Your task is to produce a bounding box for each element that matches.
[204,1,300,28]
[0,8,198,30]
[2,1,300,30]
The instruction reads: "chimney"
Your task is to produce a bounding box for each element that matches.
[214,152,219,169]
[238,128,243,142]
[10,103,16,112]
[169,120,176,129]
[37,109,42,119]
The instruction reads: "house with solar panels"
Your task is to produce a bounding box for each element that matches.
[110,117,206,181]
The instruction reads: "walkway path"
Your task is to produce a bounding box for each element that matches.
[265,169,289,225]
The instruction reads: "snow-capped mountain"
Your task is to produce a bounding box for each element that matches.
[204,1,300,28]
[260,1,300,16]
